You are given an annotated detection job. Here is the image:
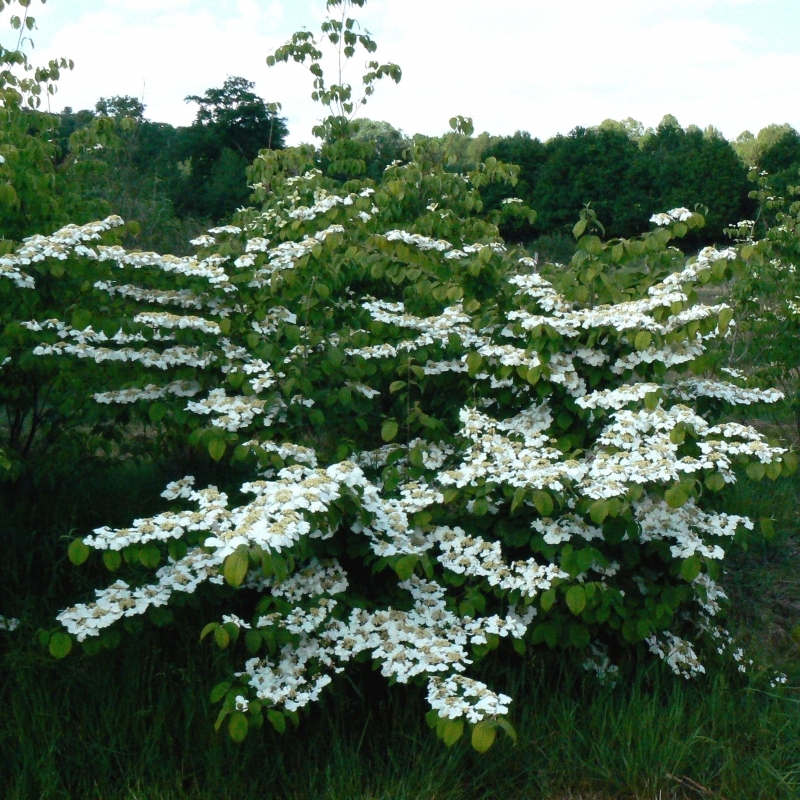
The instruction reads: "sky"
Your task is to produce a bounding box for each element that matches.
[12,0,800,144]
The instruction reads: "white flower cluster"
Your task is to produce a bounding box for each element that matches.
[645,632,706,678]
[240,574,528,719]
[57,547,225,640]
[635,497,752,560]
[672,379,783,405]
[0,616,20,632]
[582,643,619,684]
[431,525,566,597]
[439,405,583,493]
[33,340,216,370]
[133,312,221,336]
[247,225,345,286]
[650,208,694,226]
[94,281,227,315]
[186,389,274,432]
[96,247,235,291]
[94,380,201,405]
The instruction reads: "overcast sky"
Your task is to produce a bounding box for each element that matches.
[17,0,800,144]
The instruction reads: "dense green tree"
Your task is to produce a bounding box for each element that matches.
[529,126,650,239]
[482,130,547,242]
[349,117,410,180]
[757,126,800,200]
[174,76,288,220]
[95,95,145,122]
[638,116,752,242]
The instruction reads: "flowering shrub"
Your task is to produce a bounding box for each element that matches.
[4,0,794,751]
[725,170,800,438]
[1,2,143,478]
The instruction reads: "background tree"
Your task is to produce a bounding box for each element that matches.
[348,117,410,180]
[174,76,288,221]
[636,116,752,243]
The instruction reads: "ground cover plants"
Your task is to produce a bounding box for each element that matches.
[2,1,800,798]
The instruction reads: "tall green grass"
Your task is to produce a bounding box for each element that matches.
[2,633,800,800]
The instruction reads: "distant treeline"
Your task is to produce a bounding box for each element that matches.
[50,76,288,253]
[52,81,800,254]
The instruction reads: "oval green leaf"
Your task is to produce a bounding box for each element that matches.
[68,538,90,566]
[565,585,587,616]
[208,439,226,462]
[102,550,122,572]
[139,543,161,569]
[48,632,73,660]
[228,711,249,743]
[224,549,250,588]
[471,720,497,753]
[381,420,399,442]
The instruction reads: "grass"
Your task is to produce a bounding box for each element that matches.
[1,455,799,800]
[2,632,800,800]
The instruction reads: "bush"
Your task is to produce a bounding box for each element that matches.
[3,0,795,751]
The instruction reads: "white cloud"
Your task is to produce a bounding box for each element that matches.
[26,0,800,142]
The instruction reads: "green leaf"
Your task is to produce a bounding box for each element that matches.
[565,585,586,616]
[442,718,464,747]
[540,588,556,611]
[245,629,262,653]
[200,622,219,641]
[576,548,595,572]
[224,549,250,588]
[102,550,122,572]
[381,420,399,442]
[214,626,231,650]
[472,498,490,516]
[389,380,406,393]
[228,711,249,743]
[746,462,765,482]
[760,517,776,540]
[471,720,497,753]
[425,709,440,730]
[408,447,424,468]
[589,500,608,525]
[210,681,231,703]
[718,306,734,336]
[138,543,161,569]
[268,708,287,733]
[669,425,685,445]
[148,402,168,423]
[68,538,90,566]
[532,490,554,517]
[48,632,73,659]
[569,624,591,649]
[705,472,725,492]
[644,391,660,411]
[394,555,418,581]
[680,555,702,583]
[664,485,688,509]
[634,330,652,351]
[495,717,518,745]
[208,439,226,462]
[168,540,188,561]
[466,351,483,376]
